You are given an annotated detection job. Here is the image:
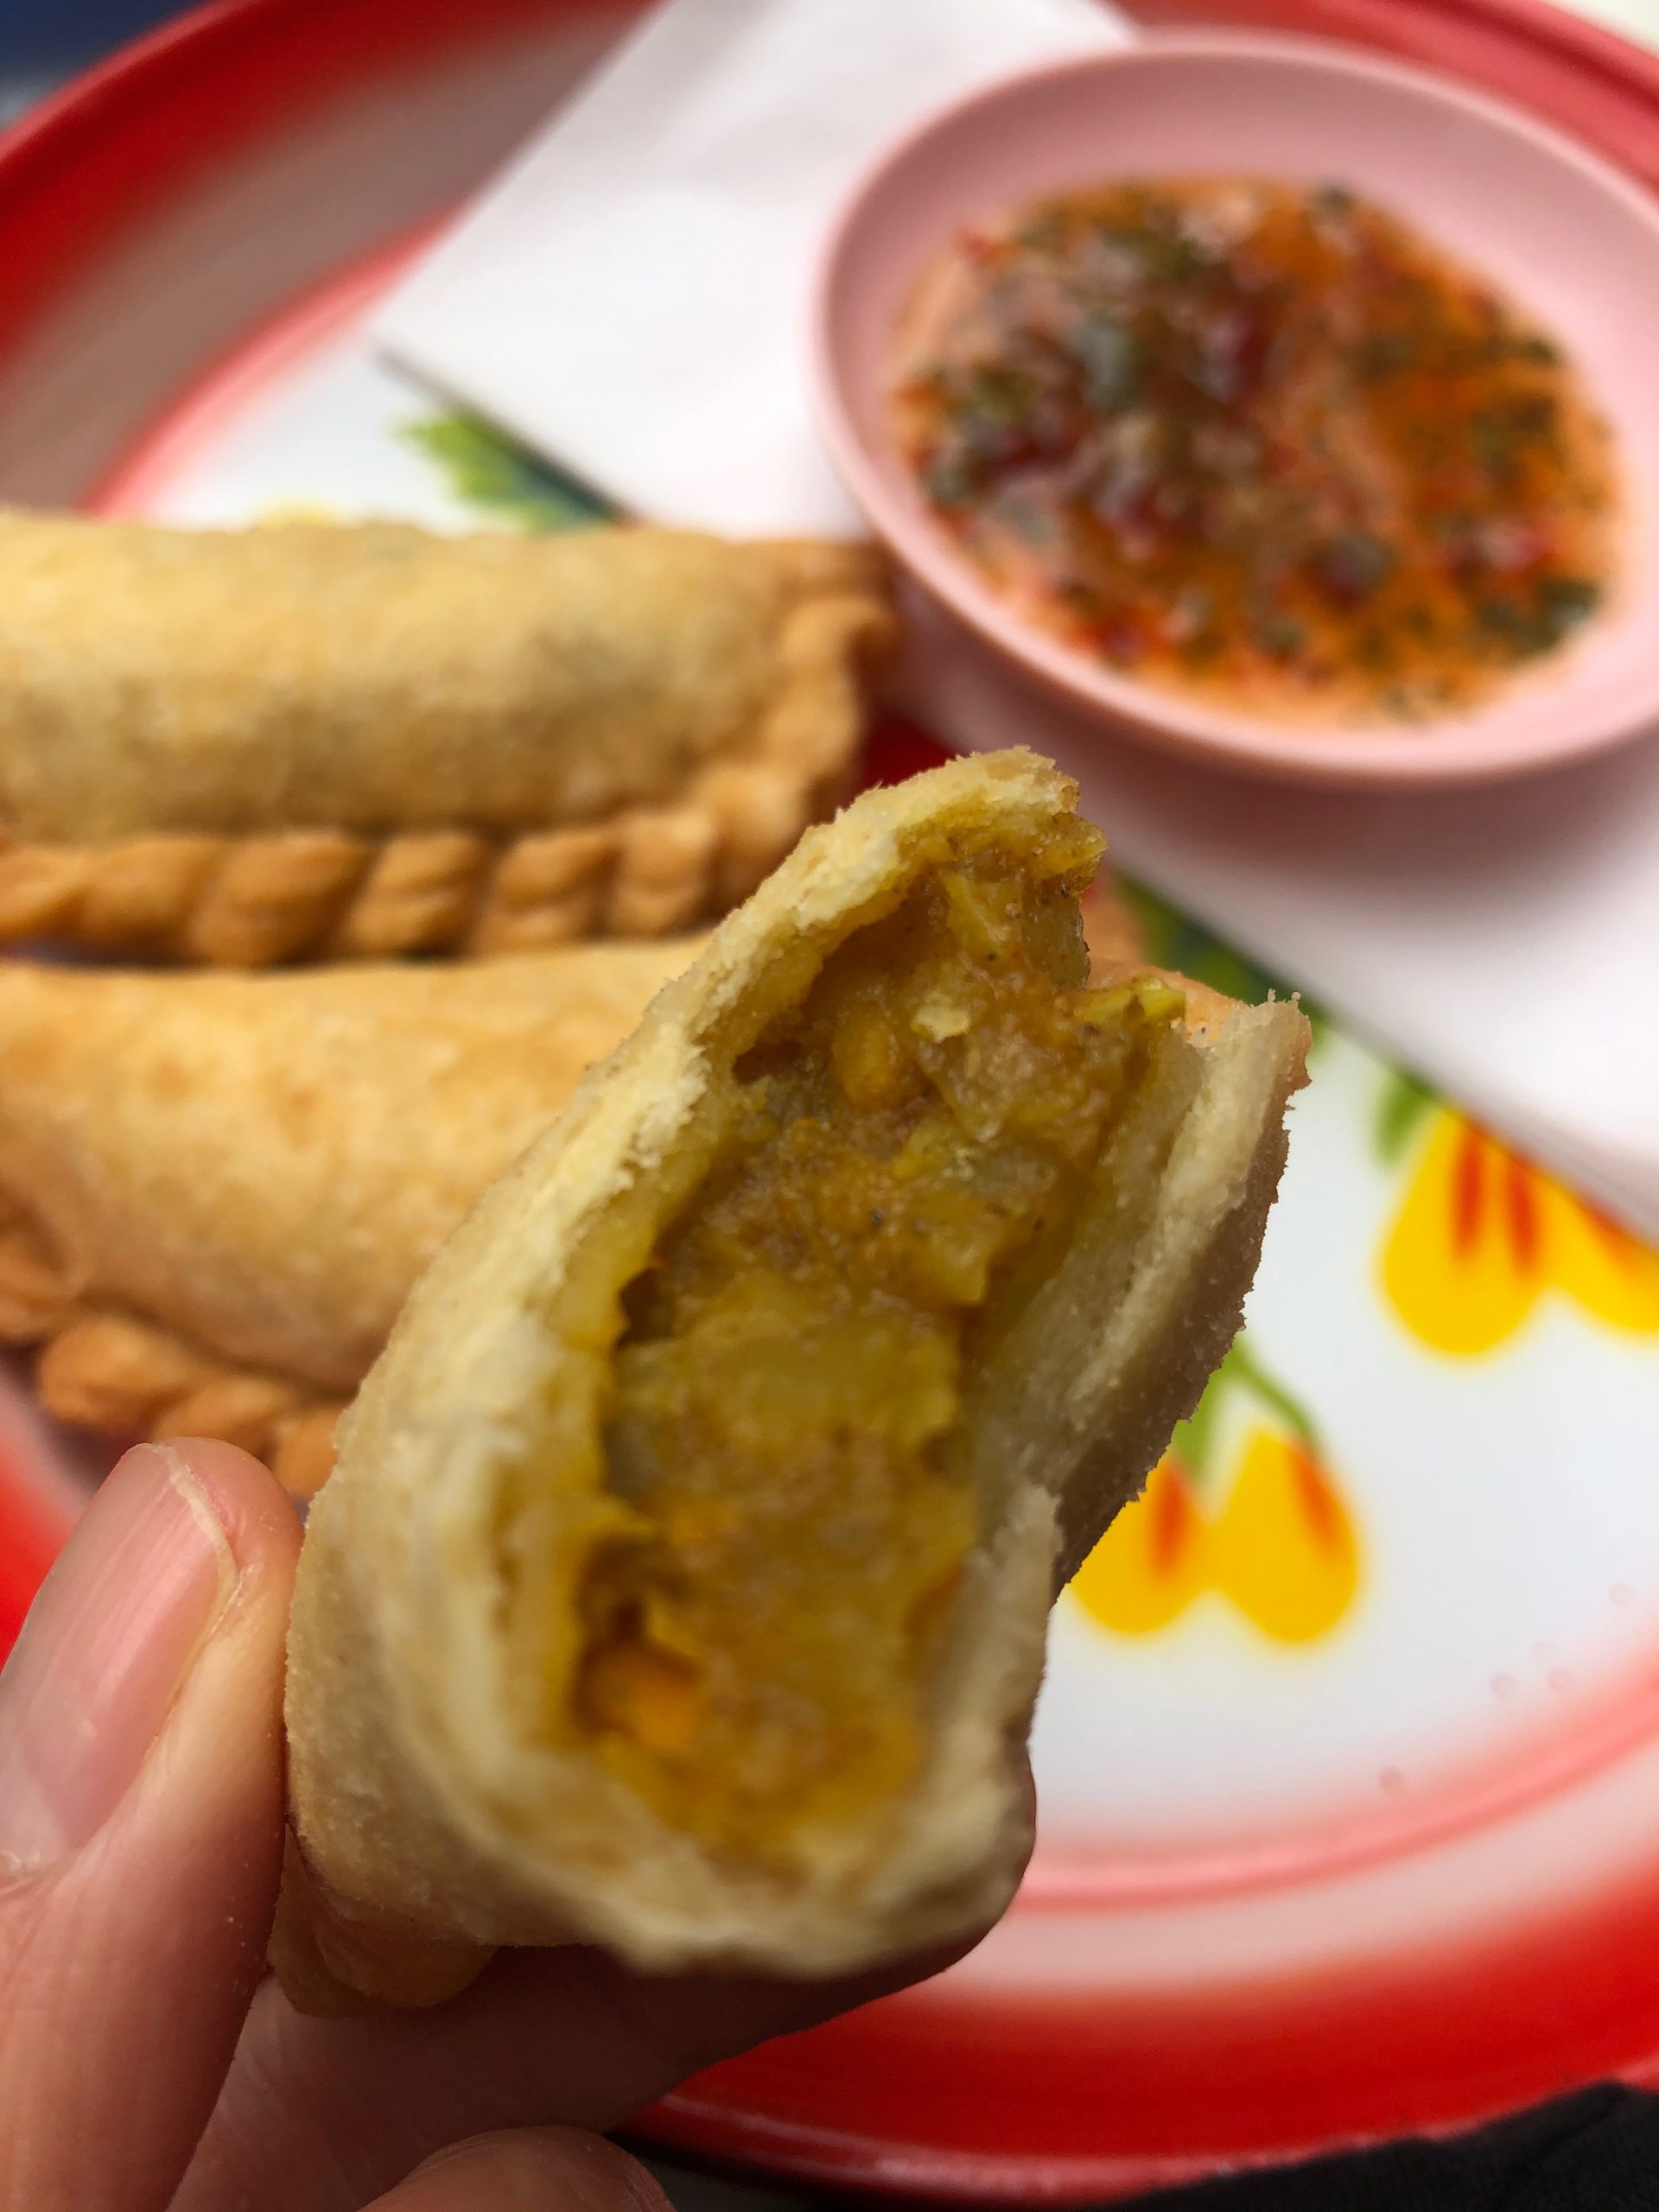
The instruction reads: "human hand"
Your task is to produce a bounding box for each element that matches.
[0,1440,998,2212]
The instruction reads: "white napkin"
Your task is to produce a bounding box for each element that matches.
[902,600,1659,1242]
[374,0,1132,536]
[378,0,1659,1238]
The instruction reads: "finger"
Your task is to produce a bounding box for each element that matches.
[181,1758,1033,2212]
[0,1441,300,2212]
[369,2127,670,2212]
[178,1931,984,2212]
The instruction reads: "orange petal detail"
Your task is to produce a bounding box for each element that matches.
[1211,1435,1361,1646]
[1382,1110,1659,1356]
[1070,1434,1360,1647]
[1070,1459,1208,1636]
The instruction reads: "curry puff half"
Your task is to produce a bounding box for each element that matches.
[280,751,1308,2008]
[0,510,890,964]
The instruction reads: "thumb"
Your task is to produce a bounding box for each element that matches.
[0,1440,300,2212]
[370,2129,672,2212]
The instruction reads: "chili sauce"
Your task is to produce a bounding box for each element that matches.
[889,179,1617,723]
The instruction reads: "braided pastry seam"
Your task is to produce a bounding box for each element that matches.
[0,1220,345,1497]
[0,577,896,967]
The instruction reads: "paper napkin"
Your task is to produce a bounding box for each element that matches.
[375,0,1132,536]
[901,600,1659,1243]
[379,0,1659,1237]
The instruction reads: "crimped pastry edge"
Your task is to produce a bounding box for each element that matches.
[0,544,893,967]
[0,1282,345,1503]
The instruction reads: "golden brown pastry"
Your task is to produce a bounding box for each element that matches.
[279,750,1308,2009]
[0,510,891,964]
[0,938,701,1491]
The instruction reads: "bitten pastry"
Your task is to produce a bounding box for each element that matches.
[0,939,700,1492]
[279,750,1308,2010]
[0,509,891,964]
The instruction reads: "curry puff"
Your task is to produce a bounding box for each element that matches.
[0,939,698,1492]
[0,507,890,963]
[279,751,1308,2009]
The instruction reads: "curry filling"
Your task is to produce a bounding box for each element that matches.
[556,831,1186,1857]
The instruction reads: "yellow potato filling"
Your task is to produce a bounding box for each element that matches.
[563,830,1185,1855]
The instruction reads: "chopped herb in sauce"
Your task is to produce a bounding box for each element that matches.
[889,178,1617,724]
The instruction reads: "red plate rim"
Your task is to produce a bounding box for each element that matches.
[7,0,1659,2199]
[0,0,605,368]
[4,0,1658,360]
[1135,0,1659,188]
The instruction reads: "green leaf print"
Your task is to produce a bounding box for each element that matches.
[1118,876,1325,1044]
[1373,1064,1437,1168]
[402,413,611,532]
[1170,1338,1323,1490]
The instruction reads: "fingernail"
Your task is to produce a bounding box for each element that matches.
[0,1444,237,1871]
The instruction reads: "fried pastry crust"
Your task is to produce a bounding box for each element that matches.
[0,940,700,1491]
[0,513,892,963]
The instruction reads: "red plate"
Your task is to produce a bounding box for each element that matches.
[5,2,1659,2199]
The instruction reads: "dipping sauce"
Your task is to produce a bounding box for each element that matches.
[889,179,1617,723]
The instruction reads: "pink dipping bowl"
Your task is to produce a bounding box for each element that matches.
[813,33,1659,789]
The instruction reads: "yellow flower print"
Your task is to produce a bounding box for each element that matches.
[1072,1453,1210,1637]
[1070,1348,1361,1646]
[1381,1109,1659,1357]
[1217,1433,1361,1643]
